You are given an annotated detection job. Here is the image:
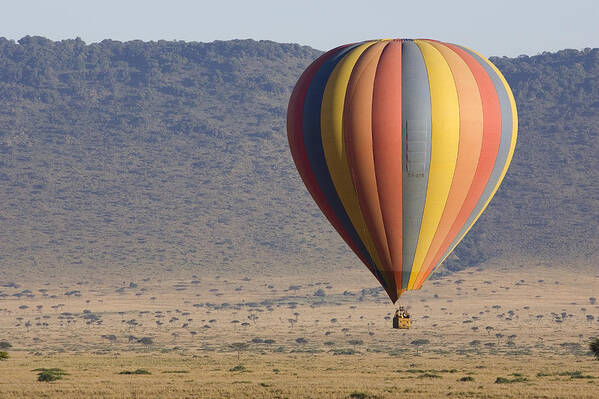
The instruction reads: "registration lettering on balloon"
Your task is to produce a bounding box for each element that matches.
[405,120,428,178]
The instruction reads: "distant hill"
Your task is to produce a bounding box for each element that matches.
[0,37,597,280]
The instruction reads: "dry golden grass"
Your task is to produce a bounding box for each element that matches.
[1,260,598,398]
[0,351,597,398]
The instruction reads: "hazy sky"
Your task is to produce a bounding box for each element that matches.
[1,0,598,57]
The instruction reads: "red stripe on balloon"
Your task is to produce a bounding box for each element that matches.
[371,40,403,288]
[343,42,394,277]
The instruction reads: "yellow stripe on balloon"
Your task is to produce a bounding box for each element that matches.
[412,40,484,289]
[320,41,389,277]
[436,47,518,267]
[408,40,460,289]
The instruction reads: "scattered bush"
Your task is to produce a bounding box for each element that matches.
[137,337,154,345]
[331,348,358,355]
[0,341,11,349]
[558,371,595,379]
[34,368,68,382]
[495,376,528,383]
[0,351,8,361]
[38,371,60,382]
[418,373,441,378]
[459,376,474,382]
[118,369,151,375]
[229,365,246,372]
[590,337,599,359]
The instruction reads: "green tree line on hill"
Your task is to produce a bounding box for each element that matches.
[0,37,596,278]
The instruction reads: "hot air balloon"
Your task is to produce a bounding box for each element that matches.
[287,39,517,314]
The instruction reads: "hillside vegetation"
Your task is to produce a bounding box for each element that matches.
[0,37,597,279]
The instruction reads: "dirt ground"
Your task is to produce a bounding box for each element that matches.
[0,260,598,398]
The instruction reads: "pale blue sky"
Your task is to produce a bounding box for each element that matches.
[1,0,598,57]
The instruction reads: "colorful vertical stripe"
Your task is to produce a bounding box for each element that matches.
[287,39,517,303]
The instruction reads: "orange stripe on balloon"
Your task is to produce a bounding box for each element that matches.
[371,40,403,289]
[343,41,394,275]
[287,45,380,279]
[415,42,502,285]
[413,40,483,287]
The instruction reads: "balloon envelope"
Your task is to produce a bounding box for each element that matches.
[287,39,517,302]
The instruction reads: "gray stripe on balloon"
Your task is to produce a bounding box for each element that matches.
[400,40,432,290]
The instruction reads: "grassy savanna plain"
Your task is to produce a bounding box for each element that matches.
[1,260,598,398]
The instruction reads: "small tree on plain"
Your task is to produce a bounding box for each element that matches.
[101,334,117,344]
[137,337,153,346]
[230,342,249,361]
[411,339,430,355]
[590,337,599,360]
[495,333,504,344]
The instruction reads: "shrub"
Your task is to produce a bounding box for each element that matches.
[229,365,246,372]
[411,339,430,346]
[559,371,594,379]
[137,337,154,345]
[348,392,367,399]
[118,369,151,375]
[331,348,358,355]
[231,342,249,360]
[495,376,528,383]
[0,341,11,349]
[0,351,8,361]
[417,373,441,378]
[459,376,474,381]
[410,339,430,354]
[590,337,599,359]
[34,368,68,382]
[38,371,61,382]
